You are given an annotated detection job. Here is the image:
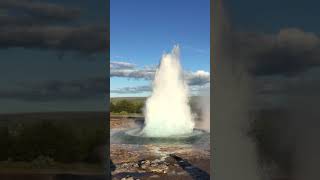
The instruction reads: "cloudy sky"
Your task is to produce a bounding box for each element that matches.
[110,0,210,97]
[224,0,320,109]
[1,0,319,112]
[0,0,108,113]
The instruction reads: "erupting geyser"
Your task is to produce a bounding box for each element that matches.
[141,45,195,137]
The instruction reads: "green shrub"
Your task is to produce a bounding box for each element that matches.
[119,111,128,115]
[110,99,144,114]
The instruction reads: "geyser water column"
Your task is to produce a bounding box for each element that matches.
[141,45,195,137]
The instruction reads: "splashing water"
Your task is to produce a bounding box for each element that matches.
[141,45,195,137]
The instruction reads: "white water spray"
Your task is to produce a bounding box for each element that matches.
[142,45,195,137]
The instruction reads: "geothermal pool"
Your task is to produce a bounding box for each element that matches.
[111,128,209,145]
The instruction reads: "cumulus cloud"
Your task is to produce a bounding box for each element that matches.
[185,70,210,86]
[110,68,155,80]
[110,61,136,69]
[232,28,320,77]
[110,62,155,79]
[110,61,210,87]
[111,86,151,94]
[0,1,108,102]
[225,28,320,106]
[0,25,108,53]
[0,0,81,23]
[0,0,108,53]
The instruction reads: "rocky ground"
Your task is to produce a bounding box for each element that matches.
[110,117,211,180]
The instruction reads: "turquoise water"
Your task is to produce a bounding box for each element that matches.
[111,128,209,145]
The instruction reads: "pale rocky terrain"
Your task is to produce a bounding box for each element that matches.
[110,116,211,180]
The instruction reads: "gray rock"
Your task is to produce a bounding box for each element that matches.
[137,170,146,173]
[149,164,169,174]
[149,175,160,178]
[177,171,186,175]
[153,159,161,163]
[145,160,151,165]
[121,163,129,168]
[121,175,134,180]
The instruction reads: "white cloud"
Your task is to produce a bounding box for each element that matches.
[110,61,136,69]
[185,70,210,86]
[110,85,151,94]
[110,61,210,87]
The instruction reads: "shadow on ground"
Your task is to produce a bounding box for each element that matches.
[111,159,154,179]
[110,154,209,180]
[110,159,116,176]
[170,154,210,180]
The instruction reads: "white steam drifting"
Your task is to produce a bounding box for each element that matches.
[142,45,195,137]
[197,88,210,132]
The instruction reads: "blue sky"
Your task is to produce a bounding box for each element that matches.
[110,0,210,97]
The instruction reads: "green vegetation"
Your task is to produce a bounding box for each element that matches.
[110,96,201,115]
[0,112,107,171]
[110,99,144,115]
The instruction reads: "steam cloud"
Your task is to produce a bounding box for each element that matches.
[214,2,320,180]
[212,2,262,180]
[196,87,210,132]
